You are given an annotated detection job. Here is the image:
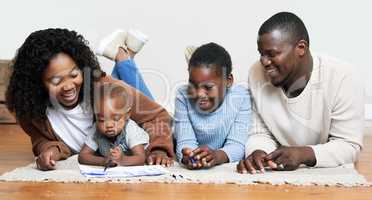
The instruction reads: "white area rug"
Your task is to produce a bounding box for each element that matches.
[0,155,370,187]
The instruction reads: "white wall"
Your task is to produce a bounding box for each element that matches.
[1,0,371,113]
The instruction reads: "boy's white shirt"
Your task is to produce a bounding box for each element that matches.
[84,119,149,152]
[246,53,365,167]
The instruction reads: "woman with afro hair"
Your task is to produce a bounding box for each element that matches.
[6,28,174,171]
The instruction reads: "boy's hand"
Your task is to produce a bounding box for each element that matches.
[36,146,60,171]
[104,158,117,168]
[109,146,123,165]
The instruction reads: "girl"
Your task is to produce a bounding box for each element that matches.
[174,43,251,169]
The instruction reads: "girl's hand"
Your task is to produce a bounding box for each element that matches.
[191,146,217,168]
[181,148,201,169]
[182,146,221,169]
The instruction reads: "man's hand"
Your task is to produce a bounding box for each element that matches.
[146,149,173,167]
[236,150,277,174]
[265,146,316,171]
[36,146,60,171]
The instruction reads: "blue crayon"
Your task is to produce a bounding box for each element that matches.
[189,157,197,164]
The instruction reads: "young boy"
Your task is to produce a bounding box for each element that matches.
[78,82,149,167]
[175,42,251,169]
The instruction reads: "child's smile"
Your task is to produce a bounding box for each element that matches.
[188,66,231,113]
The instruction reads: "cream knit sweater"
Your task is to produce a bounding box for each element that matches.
[246,54,364,167]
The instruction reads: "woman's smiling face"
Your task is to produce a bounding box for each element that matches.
[42,53,83,109]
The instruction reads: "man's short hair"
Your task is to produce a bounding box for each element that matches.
[259,12,310,46]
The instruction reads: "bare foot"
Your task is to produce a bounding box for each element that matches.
[127,48,137,59]
[115,47,137,62]
[115,47,130,62]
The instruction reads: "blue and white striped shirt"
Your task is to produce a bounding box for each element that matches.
[174,84,252,162]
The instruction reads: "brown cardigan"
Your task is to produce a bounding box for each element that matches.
[18,75,175,160]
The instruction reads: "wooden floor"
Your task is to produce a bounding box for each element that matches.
[0,124,371,200]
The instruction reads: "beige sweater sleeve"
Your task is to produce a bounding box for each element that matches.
[18,118,72,160]
[245,96,279,157]
[309,74,364,167]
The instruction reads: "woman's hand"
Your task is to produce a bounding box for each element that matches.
[36,146,60,171]
[146,149,173,167]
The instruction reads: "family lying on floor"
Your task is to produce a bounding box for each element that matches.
[6,12,364,174]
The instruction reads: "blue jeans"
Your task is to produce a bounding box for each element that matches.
[111,59,154,100]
